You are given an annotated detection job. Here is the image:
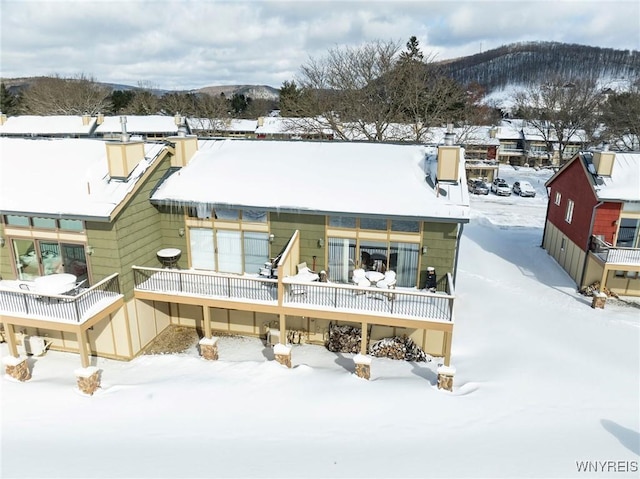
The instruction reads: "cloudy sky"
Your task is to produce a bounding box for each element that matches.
[1,0,638,91]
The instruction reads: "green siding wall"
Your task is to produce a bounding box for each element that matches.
[270,212,327,271]
[420,222,459,288]
[0,223,12,279]
[86,154,174,300]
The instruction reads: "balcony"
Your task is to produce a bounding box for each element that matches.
[0,273,123,324]
[590,235,640,266]
[133,266,455,325]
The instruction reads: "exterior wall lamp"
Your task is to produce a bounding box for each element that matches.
[0,237,5,248]
[178,228,185,237]
[422,246,428,255]
[317,238,325,248]
[269,234,275,243]
[87,245,95,255]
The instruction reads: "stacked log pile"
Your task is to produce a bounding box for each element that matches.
[579,281,619,298]
[369,335,430,362]
[325,323,361,353]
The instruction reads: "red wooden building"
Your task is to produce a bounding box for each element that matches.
[543,149,640,296]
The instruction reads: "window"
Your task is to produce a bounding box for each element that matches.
[5,215,30,227]
[12,239,87,282]
[554,191,562,206]
[189,228,215,270]
[565,200,574,223]
[32,217,56,229]
[328,216,356,228]
[360,218,387,231]
[616,218,640,248]
[391,219,420,233]
[188,228,268,274]
[3,215,84,231]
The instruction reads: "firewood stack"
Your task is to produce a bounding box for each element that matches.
[579,281,619,298]
[325,323,362,353]
[369,335,430,362]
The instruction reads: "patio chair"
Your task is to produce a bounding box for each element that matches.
[375,270,397,300]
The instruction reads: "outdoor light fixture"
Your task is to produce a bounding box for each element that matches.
[422,246,428,255]
[0,237,5,248]
[269,233,275,243]
[317,238,325,248]
[178,228,185,237]
[87,245,95,255]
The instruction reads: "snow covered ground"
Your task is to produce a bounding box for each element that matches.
[2,166,638,479]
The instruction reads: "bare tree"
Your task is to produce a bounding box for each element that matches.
[513,78,604,163]
[288,37,469,142]
[600,85,640,150]
[291,39,403,141]
[19,74,111,115]
[188,93,231,135]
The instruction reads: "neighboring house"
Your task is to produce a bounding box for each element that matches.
[0,114,97,138]
[494,120,526,165]
[93,114,187,140]
[542,148,640,296]
[0,134,176,370]
[188,118,258,138]
[1,124,470,383]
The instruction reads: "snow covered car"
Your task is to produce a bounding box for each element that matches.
[468,179,490,195]
[513,180,536,197]
[491,178,511,196]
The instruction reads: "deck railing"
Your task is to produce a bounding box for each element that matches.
[0,273,122,323]
[133,266,278,303]
[133,266,455,323]
[590,235,640,266]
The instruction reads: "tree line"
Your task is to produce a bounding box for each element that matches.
[0,74,278,120]
[1,38,638,153]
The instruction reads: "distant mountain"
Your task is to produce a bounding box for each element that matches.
[436,41,639,93]
[3,42,637,107]
[194,84,279,101]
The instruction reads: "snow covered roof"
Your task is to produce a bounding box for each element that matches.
[94,115,180,135]
[0,115,96,136]
[595,152,640,201]
[0,138,167,219]
[187,118,257,132]
[151,139,470,222]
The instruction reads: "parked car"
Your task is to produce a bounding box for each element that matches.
[468,179,490,195]
[491,178,512,196]
[513,180,536,197]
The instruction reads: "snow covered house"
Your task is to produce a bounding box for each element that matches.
[0,132,178,371]
[93,114,187,140]
[0,114,97,138]
[542,148,640,296]
[1,130,470,382]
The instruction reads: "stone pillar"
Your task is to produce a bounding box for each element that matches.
[199,337,219,360]
[75,366,101,395]
[591,291,607,309]
[437,365,456,392]
[2,356,31,382]
[273,343,292,368]
[354,354,372,380]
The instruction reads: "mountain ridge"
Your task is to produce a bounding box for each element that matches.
[3,42,637,103]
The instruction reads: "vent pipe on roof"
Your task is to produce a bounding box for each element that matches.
[120,116,129,143]
[177,116,187,137]
[602,142,609,152]
[444,123,455,146]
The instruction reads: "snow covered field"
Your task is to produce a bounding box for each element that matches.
[1,166,638,479]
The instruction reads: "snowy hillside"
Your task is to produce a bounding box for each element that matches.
[1,166,638,478]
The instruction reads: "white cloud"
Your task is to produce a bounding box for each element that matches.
[1,0,638,90]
